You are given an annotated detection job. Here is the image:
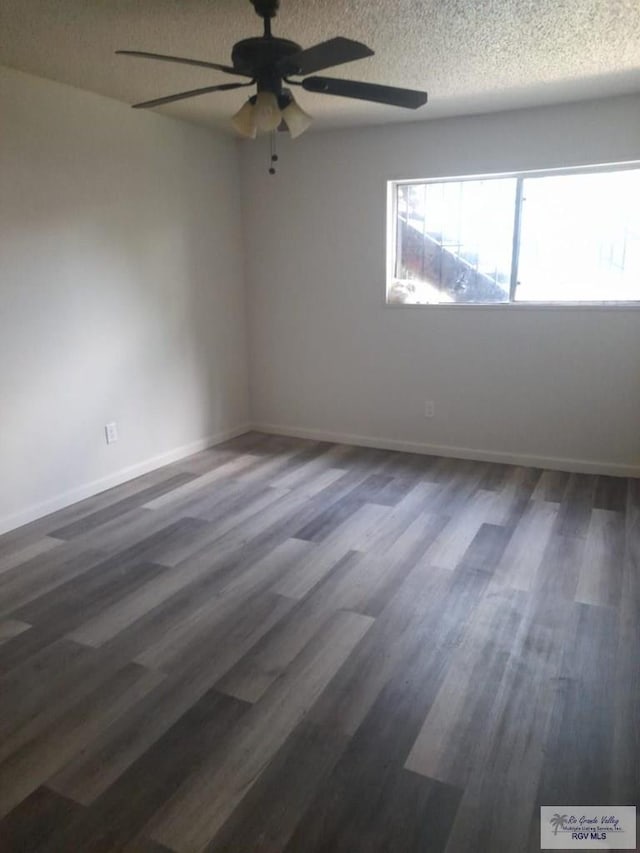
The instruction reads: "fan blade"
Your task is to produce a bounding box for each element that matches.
[280,37,373,76]
[302,76,427,109]
[132,82,252,109]
[116,50,251,77]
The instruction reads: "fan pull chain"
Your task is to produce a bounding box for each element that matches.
[268,131,278,175]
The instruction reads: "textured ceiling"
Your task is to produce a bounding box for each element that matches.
[1,0,639,133]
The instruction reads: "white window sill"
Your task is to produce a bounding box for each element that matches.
[384,298,640,311]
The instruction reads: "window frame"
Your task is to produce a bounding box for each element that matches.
[385,161,640,309]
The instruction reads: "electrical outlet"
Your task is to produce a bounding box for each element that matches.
[105,422,118,444]
[424,400,435,418]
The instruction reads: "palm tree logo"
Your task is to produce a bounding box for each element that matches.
[550,814,568,835]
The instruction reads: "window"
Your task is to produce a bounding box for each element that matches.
[387,165,640,305]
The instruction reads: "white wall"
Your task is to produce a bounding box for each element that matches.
[2,80,638,537]
[241,95,640,475]
[0,67,249,532]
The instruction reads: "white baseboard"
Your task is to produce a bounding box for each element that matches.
[3,419,636,537]
[0,424,252,536]
[252,422,640,478]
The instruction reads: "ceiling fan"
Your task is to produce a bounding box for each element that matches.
[117,0,428,145]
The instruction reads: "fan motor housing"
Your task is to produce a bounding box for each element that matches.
[250,0,280,18]
[232,37,301,79]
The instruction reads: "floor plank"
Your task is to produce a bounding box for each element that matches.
[0,432,635,853]
[0,662,164,817]
[147,609,373,852]
[35,691,249,853]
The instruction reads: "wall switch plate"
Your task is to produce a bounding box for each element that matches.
[105,422,118,444]
[424,400,435,418]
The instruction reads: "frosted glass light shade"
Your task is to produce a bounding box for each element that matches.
[282,97,312,138]
[253,91,282,132]
[231,100,257,138]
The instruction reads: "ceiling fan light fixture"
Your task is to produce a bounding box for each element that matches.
[253,90,282,132]
[282,96,312,138]
[231,99,257,137]
[119,0,428,170]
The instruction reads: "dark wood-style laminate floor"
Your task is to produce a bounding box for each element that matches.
[0,432,637,853]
